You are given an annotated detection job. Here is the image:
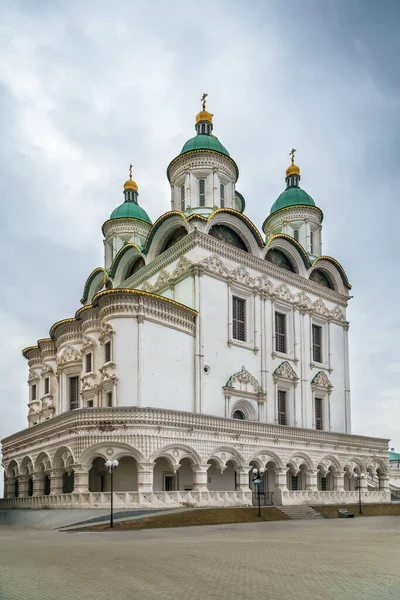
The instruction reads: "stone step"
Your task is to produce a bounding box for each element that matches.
[277,505,325,520]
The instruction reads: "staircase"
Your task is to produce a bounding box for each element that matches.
[277,505,326,520]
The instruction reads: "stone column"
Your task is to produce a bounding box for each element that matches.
[235,468,252,492]
[137,462,155,493]
[379,475,390,491]
[73,465,90,494]
[18,476,30,498]
[192,465,210,491]
[32,473,45,497]
[333,471,345,491]
[4,477,15,499]
[305,469,318,491]
[50,468,64,495]
[359,475,368,491]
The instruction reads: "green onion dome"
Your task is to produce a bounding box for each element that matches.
[110,202,152,224]
[270,187,316,215]
[179,134,230,158]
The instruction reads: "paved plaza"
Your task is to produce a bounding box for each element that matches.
[0,517,399,600]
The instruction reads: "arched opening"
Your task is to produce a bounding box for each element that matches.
[266,248,295,272]
[14,479,19,498]
[62,471,74,493]
[126,257,145,279]
[207,459,237,492]
[153,457,176,492]
[310,269,333,289]
[161,227,188,253]
[232,410,245,420]
[287,463,307,490]
[344,466,360,491]
[113,456,138,492]
[209,224,248,252]
[177,458,194,491]
[44,475,51,496]
[28,477,33,497]
[89,457,109,492]
[317,465,335,491]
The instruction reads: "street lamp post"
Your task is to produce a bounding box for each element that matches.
[105,459,119,528]
[354,472,366,515]
[252,467,265,519]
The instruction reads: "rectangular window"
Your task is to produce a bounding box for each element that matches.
[278,390,287,425]
[220,183,225,208]
[293,229,299,242]
[310,230,314,254]
[106,391,113,407]
[32,384,37,401]
[44,377,49,395]
[275,312,286,354]
[320,476,327,491]
[69,376,79,411]
[315,397,323,430]
[291,475,298,491]
[199,179,205,207]
[312,324,322,363]
[232,296,246,341]
[87,399,94,408]
[180,185,185,211]
[85,352,92,373]
[104,341,111,363]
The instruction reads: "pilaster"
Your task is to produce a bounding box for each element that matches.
[192,465,210,491]
[137,462,155,493]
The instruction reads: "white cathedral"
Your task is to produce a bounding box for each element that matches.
[1,98,390,509]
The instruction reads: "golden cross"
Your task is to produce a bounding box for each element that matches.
[201,93,208,111]
[129,164,133,179]
[289,148,297,164]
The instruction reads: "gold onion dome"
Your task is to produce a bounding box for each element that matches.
[123,165,138,191]
[286,148,300,177]
[196,109,213,123]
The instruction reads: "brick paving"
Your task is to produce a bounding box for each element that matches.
[0,517,399,600]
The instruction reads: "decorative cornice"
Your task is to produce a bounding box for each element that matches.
[167,149,239,182]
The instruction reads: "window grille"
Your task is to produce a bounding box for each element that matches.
[199,179,205,206]
[105,341,111,363]
[293,229,299,242]
[69,376,79,411]
[106,391,113,407]
[315,397,323,430]
[85,352,92,373]
[291,475,298,491]
[278,390,287,425]
[180,185,185,211]
[220,183,225,208]
[44,377,49,395]
[275,312,286,353]
[201,123,205,134]
[87,399,93,408]
[232,296,246,341]
[312,324,322,363]
[310,230,314,254]
[320,476,327,491]
[32,384,37,401]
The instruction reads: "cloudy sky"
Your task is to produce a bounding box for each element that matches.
[1,0,399,488]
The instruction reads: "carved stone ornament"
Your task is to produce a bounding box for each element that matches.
[294,291,312,311]
[28,368,40,383]
[154,269,170,291]
[226,366,262,394]
[311,371,333,390]
[200,255,229,277]
[100,367,118,383]
[313,298,330,317]
[254,276,274,296]
[82,335,96,351]
[230,266,254,286]
[41,363,53,376]
[331,306,346,322]
[56,345,82,367]
[273,361,299,382]
[274,283,294,303]
[171,256,192,280]
[99,323,114,344]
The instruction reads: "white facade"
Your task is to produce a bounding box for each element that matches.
[1,105,390,509]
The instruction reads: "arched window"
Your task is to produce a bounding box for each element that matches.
[201,123,206,134]
[162,227,188,253]
[266,248,295,272]
[199,179,205,206]
[209,225,248,251]
[180,185,185,211]
[220,183,225,208]
[126,257,145,279]
[233,410,245,420]
[207,124,211,134]
[309,269,333,289]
